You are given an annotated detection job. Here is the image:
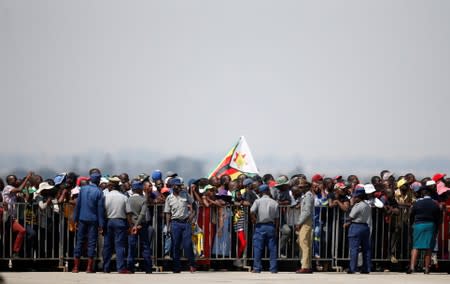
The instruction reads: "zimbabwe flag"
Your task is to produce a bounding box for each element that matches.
[209,136,259,180]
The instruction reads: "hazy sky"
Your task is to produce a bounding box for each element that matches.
[1,0,449,163]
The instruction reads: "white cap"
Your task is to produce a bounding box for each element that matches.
[364,184,376,194]
[36,182,54,194]
[374,198,384,208]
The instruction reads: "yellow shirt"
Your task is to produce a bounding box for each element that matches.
[394,189,415,205]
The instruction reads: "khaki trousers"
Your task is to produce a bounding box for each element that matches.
[297,219,313,269]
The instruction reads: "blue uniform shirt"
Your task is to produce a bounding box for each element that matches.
[73,183,105,227]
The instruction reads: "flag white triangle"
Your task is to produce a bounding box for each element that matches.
[229,136,259,174]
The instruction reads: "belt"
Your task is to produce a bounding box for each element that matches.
[172,218,189,223]
[351,222,368,225]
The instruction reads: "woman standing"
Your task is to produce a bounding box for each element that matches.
[344,187,372,274]
[407,186,442,274]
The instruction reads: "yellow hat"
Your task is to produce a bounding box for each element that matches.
[397,178,407,189]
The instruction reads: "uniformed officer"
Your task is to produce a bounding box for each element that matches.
[72,169,105,273]
[127,180,153,274]
[164,177,196,273]
[103,176,128,273]
[250,184,279,273]
[344,187,372,274]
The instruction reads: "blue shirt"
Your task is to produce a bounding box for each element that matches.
[73,183,105,227]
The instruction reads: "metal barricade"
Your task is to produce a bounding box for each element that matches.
[1,202,65,265]
[2,202,450,272]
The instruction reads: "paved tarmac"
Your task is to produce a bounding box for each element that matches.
[2,272,449,284]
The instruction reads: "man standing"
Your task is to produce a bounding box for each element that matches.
[127,180,153,274]
[72,169,105,273]
[103,176,128,273]
[250,184,279,273]
[164,177,196,273]
[344,187,372,274]
[295,181,315,273]
[2,172,32,257]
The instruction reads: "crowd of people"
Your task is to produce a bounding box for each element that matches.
[1,168,449,274]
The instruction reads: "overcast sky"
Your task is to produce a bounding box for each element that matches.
[1,0,449,164]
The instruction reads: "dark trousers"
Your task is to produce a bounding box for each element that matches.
[171,221,195,272]
[74,221,98,258]
[25,224,37,258]
[348,223,371,273]
[252,223,277,273]
[103,219,127,272]
[128,223,153,273]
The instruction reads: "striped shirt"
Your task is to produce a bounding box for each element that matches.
[233,207,246,231]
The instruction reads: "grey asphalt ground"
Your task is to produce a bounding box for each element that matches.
[2,272,449,284]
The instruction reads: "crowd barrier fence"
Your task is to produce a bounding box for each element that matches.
[2,202,450,272]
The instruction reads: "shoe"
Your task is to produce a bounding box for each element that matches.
[118,269,131,274]
[280,254,287,259]
[233,259,243,267]
[406,268,414,274]
[360,271,370,274]
[145,271,152,274]
[431,254,438,265]
[103,271,110,274]
[72,258,80,273]
[296,268,313,274]
[390,255,398,264]
[173,271,181,274]
[424,269,430,274]
[190,266,196,273]
[86,258,95,273]
[251,270,261,273]
[164,255,172,260]
[271,271,278,274]
[11,253,19,259]
[347,271,355,274]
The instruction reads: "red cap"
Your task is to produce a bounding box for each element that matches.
[76,176,89,187]
[268,180,277,188]
[311,174,324,183]
[161,187,170,194]
[334,175,343,180]
[432,173,446,182]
